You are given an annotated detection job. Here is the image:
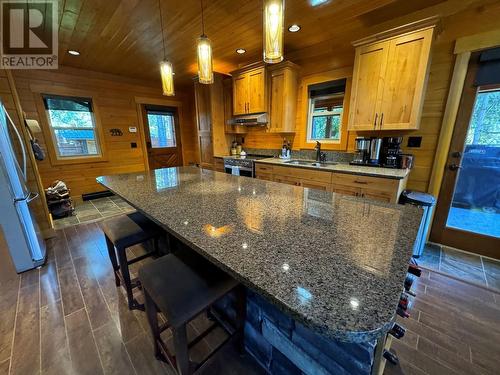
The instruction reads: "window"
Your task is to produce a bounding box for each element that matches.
[43,95,101,158]
[307,79,346,143]
[145,107,177,148]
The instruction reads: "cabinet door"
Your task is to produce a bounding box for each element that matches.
[194,81,213,168]
[256,173,273,181]
[233,73,248,115]
[269,70,285,132]
[248,68,266,113]
[300,179,332,191]
[348,41,389,131]
[360,188,393,203]
[378,28,433,130]
[331,184,361,197]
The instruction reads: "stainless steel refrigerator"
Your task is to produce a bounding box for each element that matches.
[0,102,46,272]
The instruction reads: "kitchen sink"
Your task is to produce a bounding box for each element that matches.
[283,160,337,167]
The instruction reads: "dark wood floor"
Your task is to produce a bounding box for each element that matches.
[0,222,499,375]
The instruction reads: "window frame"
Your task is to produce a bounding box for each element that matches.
[306,93,345,144]
[34,88,107,166]
[145,108,178,149]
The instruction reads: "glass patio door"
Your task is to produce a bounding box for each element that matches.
[431,53,500,258]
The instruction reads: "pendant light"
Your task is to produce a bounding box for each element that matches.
[263,0,285,64]
[197,0,213,84]
[158,0,174,96]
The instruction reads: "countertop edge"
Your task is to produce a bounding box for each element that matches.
[254,158,409,180]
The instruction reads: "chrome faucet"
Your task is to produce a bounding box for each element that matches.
[315,141,322,162]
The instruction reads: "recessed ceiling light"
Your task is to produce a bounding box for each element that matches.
[288,24,301,32]
[236,48,246,54]
[67,50,80,56]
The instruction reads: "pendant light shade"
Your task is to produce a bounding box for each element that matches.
[263,0,284,64]
[157,0,174,96]
[160,61,175,96]
[197,0,213,84]
[197,35,213,84]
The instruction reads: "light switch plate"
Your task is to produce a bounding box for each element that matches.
[129,126,137,133]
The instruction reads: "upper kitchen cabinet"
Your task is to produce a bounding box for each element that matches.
[348,22,435,131]
[268,62,299,133]
[231,64,267,115]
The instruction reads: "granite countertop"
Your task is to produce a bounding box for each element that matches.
[97,167,421,343]
[255,157,410,179]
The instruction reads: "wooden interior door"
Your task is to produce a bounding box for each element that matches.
[378,28,433,130]
[248,68,266,113]
[233,73,248,115]
[194,81,214,168]
[430,54,500,258]
[348,41,389,130]
[142,105,183,169]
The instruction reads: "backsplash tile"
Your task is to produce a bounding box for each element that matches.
[243,147,354,163]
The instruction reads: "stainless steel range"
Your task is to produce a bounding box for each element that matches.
[223,154,273,177]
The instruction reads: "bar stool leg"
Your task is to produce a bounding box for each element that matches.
[116,246,143,310]
[173,324,190,375]
[105,235,120,287]
[144,290,163,360]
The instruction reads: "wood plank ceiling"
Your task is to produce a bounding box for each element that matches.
[53,0,445,86]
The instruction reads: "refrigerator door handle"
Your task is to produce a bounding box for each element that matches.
[13,191,37,203]
[4,109,27,181]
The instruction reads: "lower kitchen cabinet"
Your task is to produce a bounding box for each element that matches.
[214,157,225,172]
[255,162,407,203]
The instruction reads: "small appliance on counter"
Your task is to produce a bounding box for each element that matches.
[381,137,403,168]
[368,138,383,165]
[351,136,414,169]
[351,137,383,166]
[352,137,371,164]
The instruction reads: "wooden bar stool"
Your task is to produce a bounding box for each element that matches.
[139,251,245,374]
[101,211,163,310]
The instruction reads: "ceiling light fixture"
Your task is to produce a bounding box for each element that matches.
[158,0,174,96]
[263,0,284,64]
[67,50,80,56]
[197,0,213,84]
[288,24,301,32]
[236,48,246,54]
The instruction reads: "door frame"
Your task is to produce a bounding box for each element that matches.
[135,97,185,170]
[429,53,500,258]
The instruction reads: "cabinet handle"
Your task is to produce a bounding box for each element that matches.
[373,113,378,129]
[354,180,368,185]
[380,113,384,129]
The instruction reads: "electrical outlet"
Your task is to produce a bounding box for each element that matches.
[407,136,422,148]
[131,142,137,148]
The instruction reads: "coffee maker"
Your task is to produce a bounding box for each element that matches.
[381,137,403,168]
[352,137,371,164]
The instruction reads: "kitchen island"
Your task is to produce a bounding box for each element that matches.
[97,167,422,374]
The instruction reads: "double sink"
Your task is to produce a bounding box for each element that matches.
[284,159,338,168]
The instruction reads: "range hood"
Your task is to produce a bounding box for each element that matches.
[228,112,268,126]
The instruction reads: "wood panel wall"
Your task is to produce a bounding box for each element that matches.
[237,0,500,192]
[11,67,197,198]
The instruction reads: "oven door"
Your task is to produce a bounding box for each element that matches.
[224,165,254,177]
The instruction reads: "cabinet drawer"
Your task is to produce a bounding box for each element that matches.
[361,189,393,203]
[331,184,361,197]
[331,172,398,192]
[256,173,273,181]
[273,175,301,186]
[301,180,332,192]
[273,165,332,183]
[255,163,274,174]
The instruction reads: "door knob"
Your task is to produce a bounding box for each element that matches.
[449,163,461,171]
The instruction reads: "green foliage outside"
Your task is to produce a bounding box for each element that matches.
[466,90,500,146]
[311,114,340,140]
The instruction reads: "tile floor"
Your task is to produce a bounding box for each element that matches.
[53,196,136,229]
[417,244,500,292]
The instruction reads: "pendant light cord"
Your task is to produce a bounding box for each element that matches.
[200,0,205,36]
[158,0,167,60]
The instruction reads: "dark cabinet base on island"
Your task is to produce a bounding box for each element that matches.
[216,290,377,375]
